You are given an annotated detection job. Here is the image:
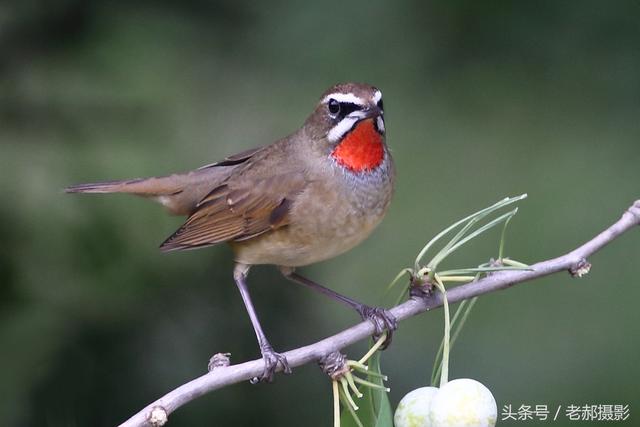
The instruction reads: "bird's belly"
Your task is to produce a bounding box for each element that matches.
[233,231,364,267]
[231,216,381,267]
[231,180,391,267]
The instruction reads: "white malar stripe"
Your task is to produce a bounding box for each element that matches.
[322,92,365,105]
[376,116,385,133]
[347,110,369,120]
[327,117,358,142]
[373,90,382,104]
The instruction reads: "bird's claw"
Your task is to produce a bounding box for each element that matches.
[356,305,397,350]
[250,345,291,384]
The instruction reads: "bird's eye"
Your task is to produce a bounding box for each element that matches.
[328,99,340,115]
[377,99,384,111]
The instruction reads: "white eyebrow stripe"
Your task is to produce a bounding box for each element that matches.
[327,116,358,142]
[322,92,365,105]
[373,90,382,104]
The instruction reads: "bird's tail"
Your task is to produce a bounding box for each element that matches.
[64,178,152,194]
[65,169,227,215]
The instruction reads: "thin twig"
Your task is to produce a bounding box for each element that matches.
[120,200,640,427]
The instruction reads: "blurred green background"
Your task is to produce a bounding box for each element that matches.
[1,1,639,426]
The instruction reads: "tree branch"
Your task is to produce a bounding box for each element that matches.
[120,200,640,427]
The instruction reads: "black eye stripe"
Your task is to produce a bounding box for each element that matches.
[338,102,361,117]
[326,99,366,119]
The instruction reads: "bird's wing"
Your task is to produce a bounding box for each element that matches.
[159,170,307,251]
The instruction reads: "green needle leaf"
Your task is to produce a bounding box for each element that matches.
[415,194,527,270]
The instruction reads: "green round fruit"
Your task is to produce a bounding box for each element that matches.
[394,386,438,427]
[429,378,497,427]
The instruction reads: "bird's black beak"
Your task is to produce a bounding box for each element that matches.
[359,105,383,120]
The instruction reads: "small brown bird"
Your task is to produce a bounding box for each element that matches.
[66,82,396,382]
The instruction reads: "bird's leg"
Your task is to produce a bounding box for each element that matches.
[234,264,291,383]
[280,267,397,348]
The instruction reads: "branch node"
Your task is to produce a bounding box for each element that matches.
[409,269,435,300]
[410,285,433,302]
[208,352,232,372]
[319,351,349,380]
[569,258,592,278]
[147,406,168,427]
[628,200,640,221]
[410,276,433,299]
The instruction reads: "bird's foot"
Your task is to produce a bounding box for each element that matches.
[251,344,292,384]
[356,305,398,350]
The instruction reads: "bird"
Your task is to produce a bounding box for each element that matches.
[66,82,396,383]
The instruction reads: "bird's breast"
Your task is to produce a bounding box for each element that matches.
[330,119,384,172]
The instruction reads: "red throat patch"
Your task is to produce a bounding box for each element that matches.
[331,119,384,172]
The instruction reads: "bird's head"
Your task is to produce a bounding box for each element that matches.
[303,83,386,173]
